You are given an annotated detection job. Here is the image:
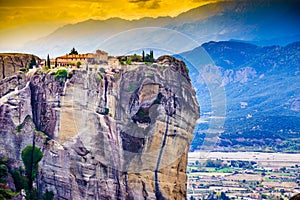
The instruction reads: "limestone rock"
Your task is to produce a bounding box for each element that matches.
[0,57,199,200]
[0,53,41,80]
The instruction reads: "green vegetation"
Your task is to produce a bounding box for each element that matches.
[17,124,23,133]
[137,109,147,118]
[76,61,81,68]
[21,146,43,181]
[47,54,50,68]
[132,108,151,123]
[205,159,222,168]
[69,47,78,55]
[55,68,68,81]
[0,158,17,199]
[43,190,54,200]
[20,67,27,72]
[67,62,75,66]
[113,74,120,79]
[104,108,109,115]
[126,59,132,65]
[67,71,73,79]
[144,50,155,62]
[35,130,48,139]
[211,116,300,152]
[11,168,27,192]
[49,71,56,76]
[130,54,142,62]
[126,84,138,93]
[183,64,189,74]
[21,145,44,200]
[142,51,145,62]
[99,67,105,73]
[97,72,103,82]
[0,164,8,183]
[29,55,37,69]
[0,187,17,200]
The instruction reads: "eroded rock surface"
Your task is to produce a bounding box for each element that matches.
[0,53,40,80]
[0,56,199,200]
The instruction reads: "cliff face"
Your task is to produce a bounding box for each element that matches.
[0,53,41,80]
[0,55,199,199]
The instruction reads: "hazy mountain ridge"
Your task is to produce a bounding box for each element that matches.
[184,41,300,152]
[23,0,300,57]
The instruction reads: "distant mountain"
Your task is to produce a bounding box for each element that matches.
[23,0,300,57]
[181,41,300,152]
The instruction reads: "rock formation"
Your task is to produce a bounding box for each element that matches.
[0,53,41,80]
[0,55,199,199]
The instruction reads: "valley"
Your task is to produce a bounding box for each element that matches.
[187,151,300,200]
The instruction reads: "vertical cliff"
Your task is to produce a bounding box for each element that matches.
[0,55,199,199]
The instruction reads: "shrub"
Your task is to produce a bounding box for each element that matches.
[11,169,27,192]
[67,72,73,79]
[21,146,43,180]
[0,164,8,183]
[76,61,81,68]
[19,68,27,72]
[0,187,17,199]
[55,69,68,81]
[1,158,7,165]
[126,59,132,65]
[43,190,54,200]
[17,124,22,133]
[99,67,105,73]
[183,65,189,74]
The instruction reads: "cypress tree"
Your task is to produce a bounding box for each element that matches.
[142,50,145,62]
[47,54,50,68]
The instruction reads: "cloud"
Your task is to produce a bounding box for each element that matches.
[148,0,161,9]
[128,0,161,9]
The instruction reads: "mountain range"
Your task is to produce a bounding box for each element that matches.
[183,41,300,152]
[23,0,300,57]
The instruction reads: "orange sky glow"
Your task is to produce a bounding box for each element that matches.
[0,0,219,50]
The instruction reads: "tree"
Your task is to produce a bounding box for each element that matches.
[69,47,78,55]
[47,54,50,68]
[145,50,155,63]
[29,55,37,69]
[150,50,154,61]
[21,145,43,199]
[142,50,145,62]
[220,192,230,200]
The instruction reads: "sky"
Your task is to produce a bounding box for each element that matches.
[0,0,218,51]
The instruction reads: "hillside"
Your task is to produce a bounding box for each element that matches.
[181,41,300,152]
